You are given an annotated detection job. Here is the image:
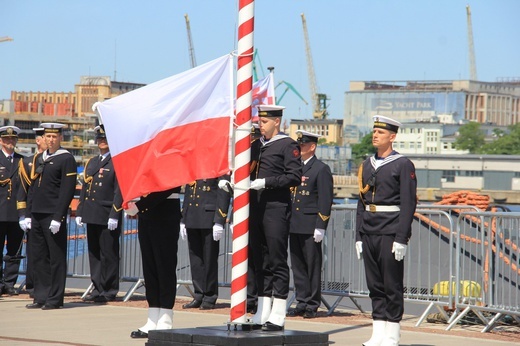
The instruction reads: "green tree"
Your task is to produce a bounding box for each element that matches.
[453,122,485,153]
[351,133,375,164]
[481,123,520,155]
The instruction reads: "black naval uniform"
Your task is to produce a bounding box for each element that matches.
[17,153,38,294]
[76,154,123,301]
[29,149,77,308]
[250,134,302,299]
[356,151,417,322]
[135,187,182,309]
[289,155,333,313]
[182,177,230,306]
[0,151,24,294]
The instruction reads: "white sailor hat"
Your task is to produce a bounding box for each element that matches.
[40,122,66,133]
[373,115,402,133]
[0,125,21,137]
[94,124,106,139]
[257,105,285,117]
[296,130,320,144]
[32,127,45,137]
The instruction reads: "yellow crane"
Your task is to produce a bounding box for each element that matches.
[466,5,477,81]
[184,14,197,68]
[301,13,328,119]
[0,36,13,43]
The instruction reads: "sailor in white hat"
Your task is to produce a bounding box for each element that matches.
[0,125,25,296]
[25,122,77,310]
[356,114,416,346]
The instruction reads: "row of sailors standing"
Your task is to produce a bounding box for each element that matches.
[0,107,415,346]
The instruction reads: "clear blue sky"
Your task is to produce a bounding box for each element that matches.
[2,0,519,120]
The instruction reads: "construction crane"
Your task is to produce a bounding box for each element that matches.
[184,14,197,68]
[0,36,13,43]
[276,80,308,105]
[301,13,328,119]
[466,5,477,81]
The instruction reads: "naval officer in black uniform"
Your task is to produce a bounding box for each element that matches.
[126,187,182,338]
[25,123,77,310]
[17,127,47,296]
[287,130,333,319]
[248,105,302,331]
[181,176,230,310]
[0,126,25,296]
[76,125,123,303]
[356,115,417,346]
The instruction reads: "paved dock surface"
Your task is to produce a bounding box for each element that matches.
[0,294,518,346]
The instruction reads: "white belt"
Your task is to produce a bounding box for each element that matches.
[366,204,400,212]
[167,193,180,199]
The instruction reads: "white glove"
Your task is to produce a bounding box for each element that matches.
[313,228,325,243]
[218,179,233,193]
[49,220,61,234]
[355,241,363,260]
[19,217,28,232]
[26,218,31,230]
[92,101,101,112]
[250,178,266,190]
[392,242,407,261]
[229,223,233,235]
[213,223,224,241]
[125,202,139,216]
[75,216,83,227]
[107,218,118,231]
[180,223,187,241]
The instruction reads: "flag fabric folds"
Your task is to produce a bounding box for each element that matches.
[97,54,234,206]
[251,73,275,121]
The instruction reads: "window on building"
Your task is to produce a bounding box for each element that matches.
[442,170,457,182]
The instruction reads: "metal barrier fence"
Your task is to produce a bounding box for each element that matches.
[12,204,520,333]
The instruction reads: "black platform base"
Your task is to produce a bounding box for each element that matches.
[146,325,329,346]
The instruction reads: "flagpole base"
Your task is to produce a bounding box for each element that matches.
[147,326,328,345]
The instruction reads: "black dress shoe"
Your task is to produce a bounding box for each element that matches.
[287,307,305,317]
[130,330,148,338]
[92,296,108,303]
[182,299,202,309]
[26,302,44,309]
[42,304,62,310]
[241,323,262,331]
[262,321,284,331]
[82,294,99,302]
[5,287,18,296]
[199,301,215,310]
[303,308,317,319]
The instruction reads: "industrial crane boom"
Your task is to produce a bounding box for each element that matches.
[301,13,328,119]
[466,5,477,81]
[184,14,197,68]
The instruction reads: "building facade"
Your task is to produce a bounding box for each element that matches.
[344,80,520,134]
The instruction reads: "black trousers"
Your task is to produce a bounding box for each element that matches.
[289,233,322,311]
[361,233,404,323]
[87,223,120,299]
[138,210,179,309]
[30,213,67,307]
[0,221,24,290]
[250,205,290,299]
[186,228,219,304]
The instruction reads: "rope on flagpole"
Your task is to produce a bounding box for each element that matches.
[230,0,254,324]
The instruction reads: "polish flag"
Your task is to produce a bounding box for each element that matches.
[96,54,234,206]
[251,72,275,122]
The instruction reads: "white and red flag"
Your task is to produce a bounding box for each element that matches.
[251,72,275,122]
[96,54,234,206]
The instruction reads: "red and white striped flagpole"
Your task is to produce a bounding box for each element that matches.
[231,0,254,324]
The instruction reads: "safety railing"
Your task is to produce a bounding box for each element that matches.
[13,203,520,333]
